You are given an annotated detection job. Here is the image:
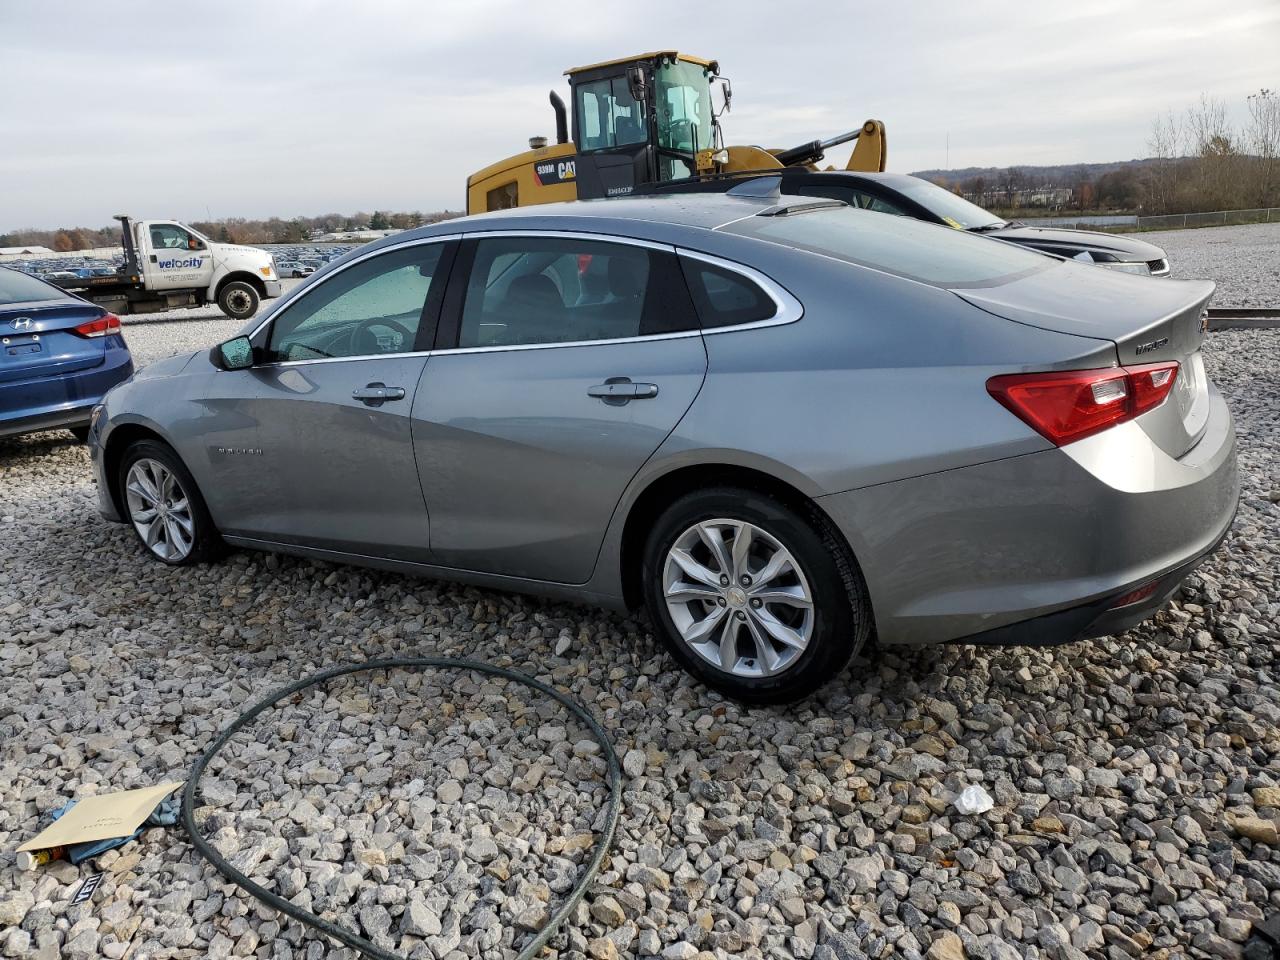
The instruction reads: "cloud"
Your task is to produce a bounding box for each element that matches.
[1,0,1275,229]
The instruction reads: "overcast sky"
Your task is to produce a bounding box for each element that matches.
[1,1,1276,231]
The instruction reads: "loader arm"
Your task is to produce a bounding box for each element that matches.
[721,119,887,174]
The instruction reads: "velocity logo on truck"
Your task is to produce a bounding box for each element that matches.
[157,257,205,270]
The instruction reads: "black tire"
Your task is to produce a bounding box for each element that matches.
[68,426,90,444]
[641,486,872,704]
[117,439,223,566]
[217,280,260,321]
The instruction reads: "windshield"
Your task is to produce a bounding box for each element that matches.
[0,267,72,305]
[654,59,714,156]
[723,205,1051,288]
[895,179,1004,230]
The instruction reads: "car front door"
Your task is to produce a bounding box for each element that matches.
[142,222,212,292]
[230,239,454,560]
[413,233,707,583]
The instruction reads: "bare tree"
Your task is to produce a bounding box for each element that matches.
[1146,110,1183,214]
[1245,88,1280,207]
[1186,95,1240,211]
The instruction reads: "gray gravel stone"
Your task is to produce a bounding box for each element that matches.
[1,273,1277,959]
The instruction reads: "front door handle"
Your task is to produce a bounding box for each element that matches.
[352,382,406,406]
[588,377,659,405]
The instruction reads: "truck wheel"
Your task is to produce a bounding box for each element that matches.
[217,281,259,320]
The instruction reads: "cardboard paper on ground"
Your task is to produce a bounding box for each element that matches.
[17,782,182,852]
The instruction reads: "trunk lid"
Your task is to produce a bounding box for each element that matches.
[955,262,1213,458]
[0,299,109,385]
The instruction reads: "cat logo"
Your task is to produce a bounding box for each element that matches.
[533,158,576,186]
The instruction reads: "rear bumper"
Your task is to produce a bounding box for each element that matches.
[818,385,1238,647]
[956,510,1232,646]
[0,345,133,440]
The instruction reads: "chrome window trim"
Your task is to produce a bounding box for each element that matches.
[254,351,434,369]
[248,233,463,341]
[460,229,676,252]
[242,230,802,365]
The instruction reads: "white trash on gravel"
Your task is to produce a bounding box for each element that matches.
[953,784,995,815]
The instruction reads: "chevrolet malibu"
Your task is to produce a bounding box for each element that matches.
[89,187,1237,703]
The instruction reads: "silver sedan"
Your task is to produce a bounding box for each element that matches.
[90,185,1237,702]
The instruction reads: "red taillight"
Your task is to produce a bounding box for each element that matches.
[987,361,1178,446]
[577,253,593,275]
[73,313,122,338]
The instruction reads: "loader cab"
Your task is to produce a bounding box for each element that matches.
[567,52,723,201]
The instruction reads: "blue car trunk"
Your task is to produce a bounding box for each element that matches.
[0,298,107,385]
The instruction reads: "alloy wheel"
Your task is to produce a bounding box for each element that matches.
[662,518,814,678]
[125,458,195,561]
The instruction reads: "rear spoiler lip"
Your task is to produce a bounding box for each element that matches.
[953,275,1215,359]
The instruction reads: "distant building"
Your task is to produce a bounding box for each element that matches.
[0,244,55,258]
[961,187,1073,209]
[312,229,403,243]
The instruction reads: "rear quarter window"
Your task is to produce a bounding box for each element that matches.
[0,268,71,305]
[679,258,776,328]
[722,206,1053,288]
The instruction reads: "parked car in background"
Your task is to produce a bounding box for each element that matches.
[291,263,316,278]
[90,190,1235,702]
[0,266,133,443]
[645,170,1172,276]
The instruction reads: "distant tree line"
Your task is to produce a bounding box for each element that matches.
[931,89,1280,217]
[0,209,463,252]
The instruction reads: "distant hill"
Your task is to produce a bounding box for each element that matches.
[910,158,1169,186]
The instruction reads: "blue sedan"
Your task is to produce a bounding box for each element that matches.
[0,266,133,442]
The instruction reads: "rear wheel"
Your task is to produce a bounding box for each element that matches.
[217,281,259,321]
[642,486,871,703]
[118,440,222,565]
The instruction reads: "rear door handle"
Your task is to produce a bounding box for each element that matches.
[588,377,659,405]
[352,382,406,406]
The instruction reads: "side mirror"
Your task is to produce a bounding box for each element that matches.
[210,335,255,371]
[716,76,733,116]
[627,66,648,105]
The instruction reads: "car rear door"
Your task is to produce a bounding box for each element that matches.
[411,232,707,584]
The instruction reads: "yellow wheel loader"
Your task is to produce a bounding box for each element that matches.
[466,51,886,214]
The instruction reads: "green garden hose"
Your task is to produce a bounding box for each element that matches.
[181,657,622,960]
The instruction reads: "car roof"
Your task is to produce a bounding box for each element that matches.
[375,193,808,251]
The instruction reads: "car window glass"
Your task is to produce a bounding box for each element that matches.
[724,206,1051,288]
[0,267,73,304]
[680,259,776,328]
[149,224,202,250]
[267,244,443,362]
[784,184,906,216]
[459,237,654,348]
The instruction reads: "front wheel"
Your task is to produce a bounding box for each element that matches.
[118,440,223,565]
[641,486,872,704]
[217,281,260,321]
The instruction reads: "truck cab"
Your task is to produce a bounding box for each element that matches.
[53,217,281,321]
[127,218,282,320]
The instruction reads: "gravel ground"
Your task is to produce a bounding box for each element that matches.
[1141,222,1280,307]
[0,317,1278,960]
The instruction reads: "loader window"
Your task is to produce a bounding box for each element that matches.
[655,60,714,155]
[576,77,647,153]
